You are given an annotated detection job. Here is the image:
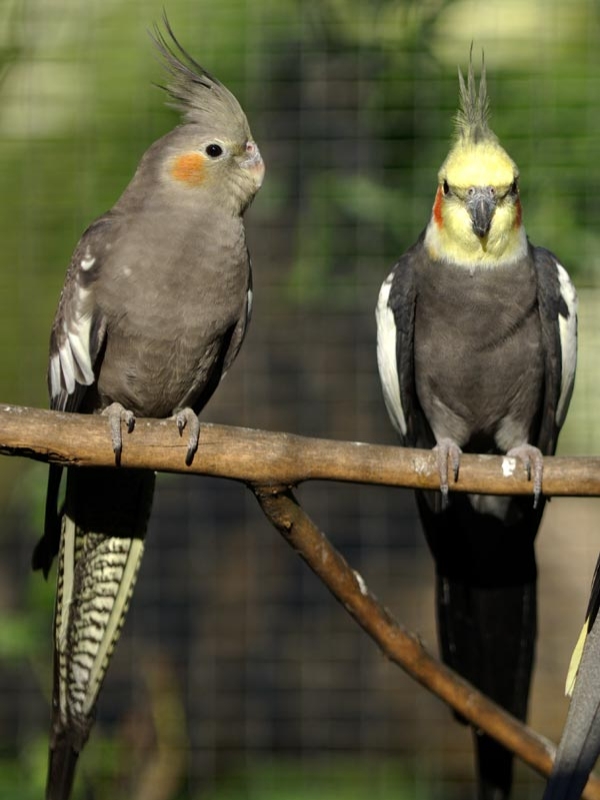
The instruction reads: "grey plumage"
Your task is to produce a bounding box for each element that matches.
[543,557,600,799]
[33,18,264,800]
[376,53,577,799]
[378,236,576,800]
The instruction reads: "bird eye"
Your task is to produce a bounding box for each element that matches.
[442,180,450,196]
[205,144,223,158]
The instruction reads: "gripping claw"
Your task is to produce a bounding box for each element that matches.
[507,443,544,508]
[102,402,136,465]
[174,408,200,466]
[433,438,462,509]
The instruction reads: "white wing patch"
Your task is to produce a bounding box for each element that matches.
[376,272,406,436]
[50,282,96,400]
[80,248,96,271]
[555,261,578,427]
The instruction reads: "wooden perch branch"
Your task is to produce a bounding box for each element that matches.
[1,403,600,496]
[253,484,600,800]
[2,403,599,793]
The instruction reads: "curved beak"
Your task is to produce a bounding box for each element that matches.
[241,140,265,188]
[467,186,497,238]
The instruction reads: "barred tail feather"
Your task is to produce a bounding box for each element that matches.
[46,468,154,800]
[72,530,145,718]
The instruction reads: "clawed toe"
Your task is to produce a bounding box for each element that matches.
[507,444,544,508]
[433,438,462,508]
[174,408,200,466]
[102,402,136,465]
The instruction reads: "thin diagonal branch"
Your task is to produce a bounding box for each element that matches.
[252,484,600,800]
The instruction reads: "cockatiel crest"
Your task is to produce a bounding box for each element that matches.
[152,16,250,142]
[142,17,263,214]
[426,48,524,266]
[454,49,494,146]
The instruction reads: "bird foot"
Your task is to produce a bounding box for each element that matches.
[506,443,544,508]
[433,438,462,508]
[102,403,135,465]
[174,408,200,466]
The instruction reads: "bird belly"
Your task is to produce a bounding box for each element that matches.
[96,304,243,418]
[92,210,251,417]
[413,261,544,454]
[416,360,541,454]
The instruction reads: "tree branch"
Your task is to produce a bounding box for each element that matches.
[253,484,600,800]
[1,404,599,496]
[2,403,598,793]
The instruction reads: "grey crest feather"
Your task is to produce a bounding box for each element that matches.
[151,14,248,131]
[455,47,497,145]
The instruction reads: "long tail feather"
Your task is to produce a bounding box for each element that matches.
[436,575,536,799]
[45,732,79,800]
[543,574,600,799]
[543,619,600,799]
[45,467,155,800]
[419,491,541,799]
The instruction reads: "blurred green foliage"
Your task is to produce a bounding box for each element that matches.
[203,757,429,800]
[2,0,600,403]
[2,0,600,408]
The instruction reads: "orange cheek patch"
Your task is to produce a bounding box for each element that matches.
[514,198,522,228]
[433,186,444,227]
[171,153,206,185]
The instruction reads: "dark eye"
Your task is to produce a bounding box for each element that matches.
[442,179,450,196]
[510,178,519,195]
[205,143,223,158]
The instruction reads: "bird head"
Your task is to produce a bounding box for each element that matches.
[424,51,526,267]
[144,17,264,215]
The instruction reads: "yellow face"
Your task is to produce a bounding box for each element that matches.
[426,139,526,267]
[443,139,516,189]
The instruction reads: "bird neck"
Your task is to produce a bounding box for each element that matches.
[423,213,528,269]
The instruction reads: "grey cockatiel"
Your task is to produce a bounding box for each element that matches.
[31,19,264,800]
[376,54,577,799]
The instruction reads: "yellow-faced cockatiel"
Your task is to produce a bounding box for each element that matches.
[31,18,264,800]
[376,53,577,799]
